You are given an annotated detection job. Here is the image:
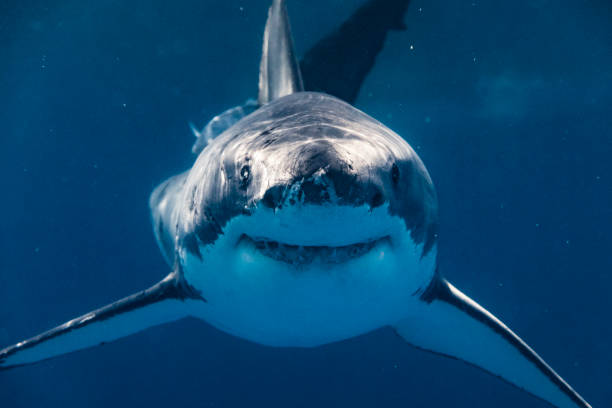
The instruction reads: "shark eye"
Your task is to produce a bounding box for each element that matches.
[391,163,400,185]
[240,165,251,189]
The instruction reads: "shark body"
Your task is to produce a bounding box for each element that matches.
[0,1,592,407]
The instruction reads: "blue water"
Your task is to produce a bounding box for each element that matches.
[1,0,610,406]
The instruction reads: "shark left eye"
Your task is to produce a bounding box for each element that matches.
[240,165,251,189]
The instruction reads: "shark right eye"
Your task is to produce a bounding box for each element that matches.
[391,163,400,185]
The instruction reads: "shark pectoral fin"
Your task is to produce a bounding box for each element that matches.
[0,273,203,370]
[393,278,591,408]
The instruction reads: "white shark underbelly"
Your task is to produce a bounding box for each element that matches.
[181,211,437,347]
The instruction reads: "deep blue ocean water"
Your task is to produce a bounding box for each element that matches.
[1,0,610,406]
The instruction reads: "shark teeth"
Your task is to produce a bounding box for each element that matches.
[239,234,389,265]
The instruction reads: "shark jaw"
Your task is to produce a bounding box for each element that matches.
[237,234,392,266]
[180,203,437,347]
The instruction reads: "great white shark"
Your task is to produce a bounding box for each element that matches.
[0,1,593,407]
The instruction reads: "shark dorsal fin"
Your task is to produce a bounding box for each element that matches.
[258,0,304,105]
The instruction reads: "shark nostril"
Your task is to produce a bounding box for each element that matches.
[262,186,284,209]
[370,191,385,209]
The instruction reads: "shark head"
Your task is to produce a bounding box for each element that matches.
[179,92,438,265]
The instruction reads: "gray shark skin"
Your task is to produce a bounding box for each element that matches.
[0,1,593,408]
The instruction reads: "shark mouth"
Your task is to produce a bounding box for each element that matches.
[238,234,390,265]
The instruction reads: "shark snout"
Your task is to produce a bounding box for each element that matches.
[261,141,386,210]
